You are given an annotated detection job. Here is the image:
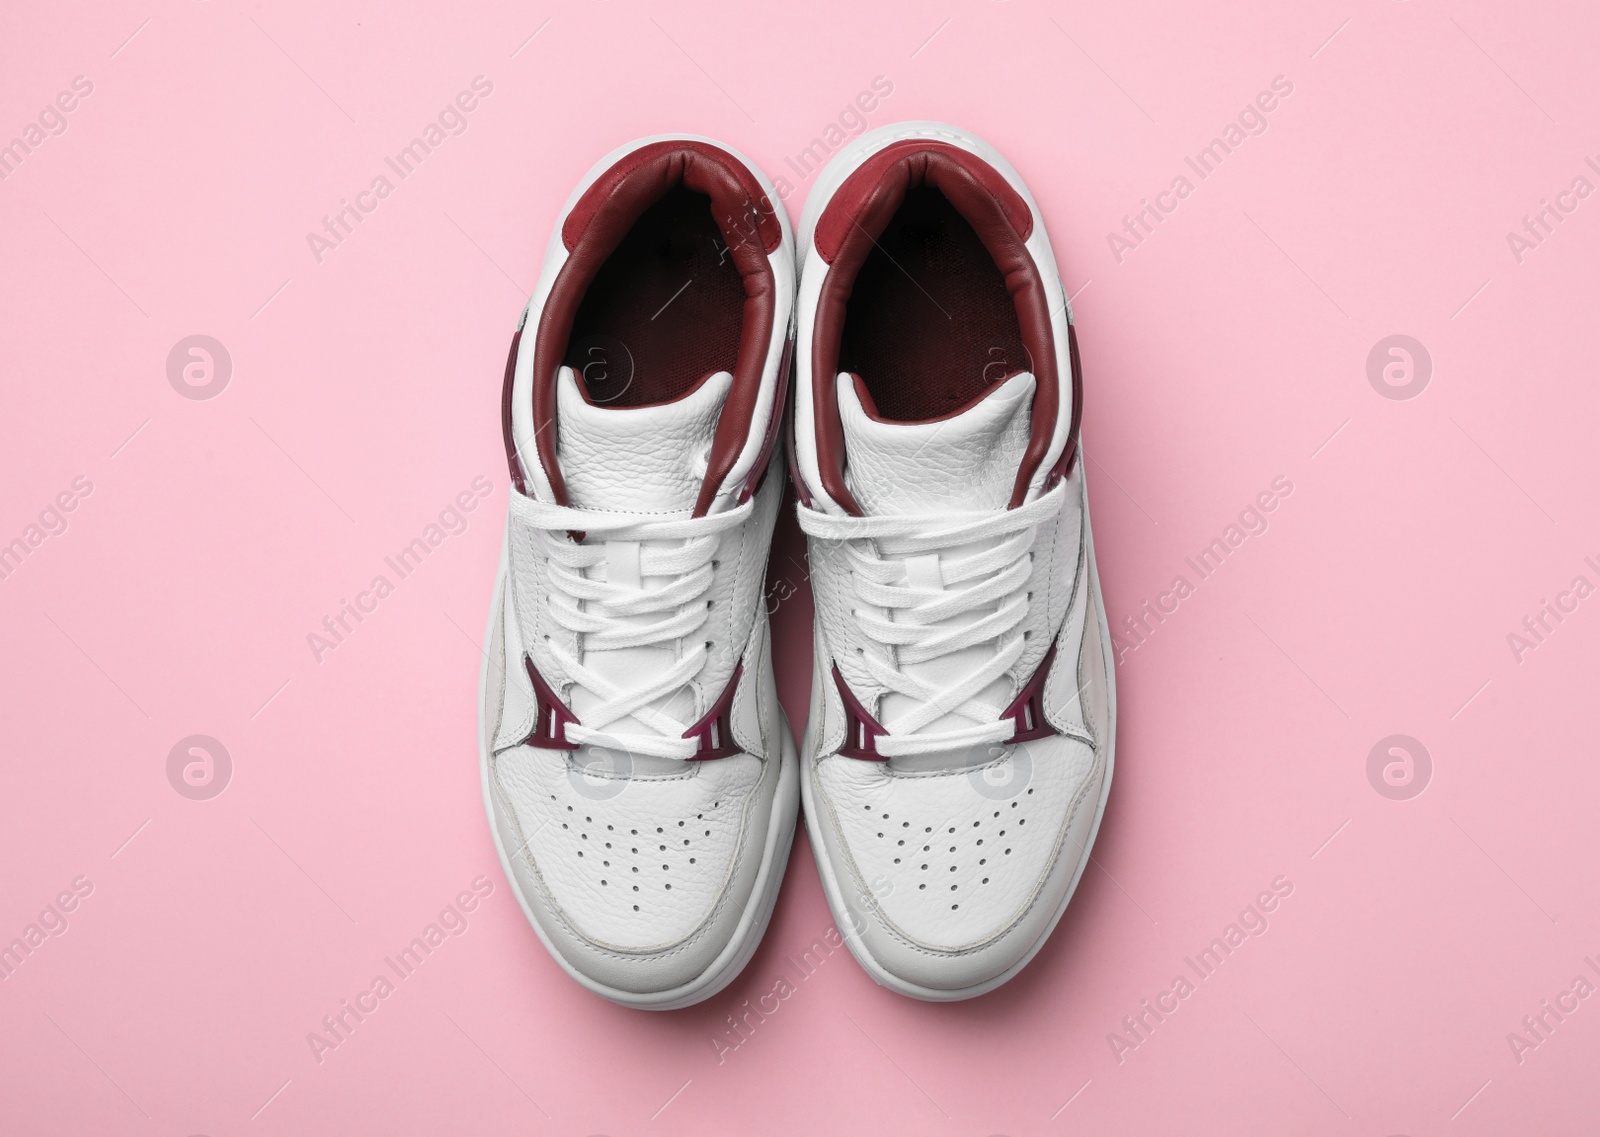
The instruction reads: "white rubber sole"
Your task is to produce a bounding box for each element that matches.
[795,121,1115,1001]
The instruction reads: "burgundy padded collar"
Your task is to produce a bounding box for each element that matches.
[510,141,780,517]
[808,141,1076,515]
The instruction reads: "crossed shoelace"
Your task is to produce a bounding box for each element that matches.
[510,491,754,760]
[797,483,1066,757]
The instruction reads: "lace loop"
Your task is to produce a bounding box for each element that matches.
[509,493,753,759]
[798,484,1065,757]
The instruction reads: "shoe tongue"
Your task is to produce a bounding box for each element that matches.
[556,367,731,512]
[839,371,1036,515]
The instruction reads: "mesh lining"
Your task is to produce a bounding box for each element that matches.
[839,186,1027,422]
[563,186,745,408]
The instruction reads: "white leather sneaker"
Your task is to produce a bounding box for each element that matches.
[791,123,1115,1000]
[480,135,799,1010]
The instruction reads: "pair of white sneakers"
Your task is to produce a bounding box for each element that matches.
[480,123,1115,1009]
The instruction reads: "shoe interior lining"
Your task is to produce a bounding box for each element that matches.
[839,185,1028,422]
[564,185,745,408]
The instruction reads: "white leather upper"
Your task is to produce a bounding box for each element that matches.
[840,370,1036,515]
[556,367,732,513]
[490,476,784,958]
[482,134,797,1000]
[806,471,1083,752]
[497,472,781,760]
[496,746,763,949]
[813,734,1096,948]
[511,142,795,510]
[794,122,1113,995]
[793,122,1076,516]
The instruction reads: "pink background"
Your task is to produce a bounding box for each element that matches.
[4,0,1599,1133]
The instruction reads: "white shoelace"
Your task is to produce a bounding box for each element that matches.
[798,483,1066,757]
[510,491,753,760]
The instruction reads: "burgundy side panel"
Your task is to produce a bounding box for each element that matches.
[1001,644,1057,744]
[737,333,793,504]
[500,327,525,494]
[520,655,581,749]
[833,666,889,761]
[832,643,1061,762]
[1044,324,1084,490]
[683,664,744,760]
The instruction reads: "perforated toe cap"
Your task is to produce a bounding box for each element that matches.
[490,745,773,994]
[812,734,1103,992]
